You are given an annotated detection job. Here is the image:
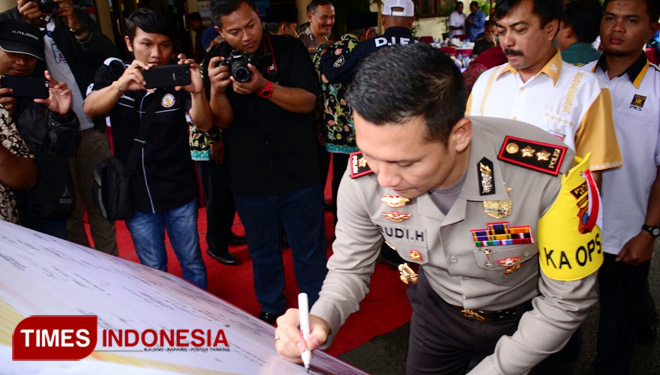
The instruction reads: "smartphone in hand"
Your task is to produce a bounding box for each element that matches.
[0,75,49,99]
[142,65,192,89]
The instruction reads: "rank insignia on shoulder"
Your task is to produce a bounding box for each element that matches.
[349,151,373,178]
[478,158,495,195]
[381,194,411,208]
[498,136,567,176]
[383,211,412,223]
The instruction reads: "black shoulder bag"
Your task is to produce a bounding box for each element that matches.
[91,96,159,220]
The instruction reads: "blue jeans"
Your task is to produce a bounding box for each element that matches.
[125,199,207,290]
[234,184,328,314]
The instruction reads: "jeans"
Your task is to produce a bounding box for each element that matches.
[234,184,328,314]
[125,199,207,290]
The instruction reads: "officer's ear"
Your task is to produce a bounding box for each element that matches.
[449,117,471,153]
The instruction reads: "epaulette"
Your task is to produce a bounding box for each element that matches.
[349,151,373,178]
[497,136,567,176]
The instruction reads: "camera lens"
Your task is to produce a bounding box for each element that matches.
[232,67,251,83]
[39,0,60,14]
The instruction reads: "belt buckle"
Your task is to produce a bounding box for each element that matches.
[460,309,486,322]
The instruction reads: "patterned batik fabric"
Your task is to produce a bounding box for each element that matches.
[0,106,33,223]
[313,34,361,154]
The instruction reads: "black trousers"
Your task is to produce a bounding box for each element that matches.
[594,253,653,375]
[195,160,236,253]
[331,153,350,221]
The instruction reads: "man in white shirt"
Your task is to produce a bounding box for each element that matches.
[583,0,660,373]
[448,1,466,40]
[467,0,622,189]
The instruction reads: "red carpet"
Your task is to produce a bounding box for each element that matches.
[91,195,412,356]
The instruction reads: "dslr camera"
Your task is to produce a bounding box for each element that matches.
[218,50,254,83]
[32,0,59,14]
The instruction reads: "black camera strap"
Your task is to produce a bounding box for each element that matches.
[123,93,159,178]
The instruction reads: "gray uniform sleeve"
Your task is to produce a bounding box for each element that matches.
[310,170,384,346]
[469,273,598,374]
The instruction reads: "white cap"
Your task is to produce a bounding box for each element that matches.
[383,0,415,17]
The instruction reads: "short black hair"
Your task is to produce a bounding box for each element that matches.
[307,0,333,14]
[485,19,497,28]
[188,11,202,22]
[210,0,257,27]
[495,0,562,27]
[562,0,602,44]
[603,0,659,24]
[126,8,175,42]
[470,1,479,8]
[346,43,466,144]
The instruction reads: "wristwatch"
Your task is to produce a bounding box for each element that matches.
[257,80,274,99]
[642,224,660,238]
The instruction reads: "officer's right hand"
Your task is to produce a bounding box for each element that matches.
[0,87,16,116]
[208,56,231,94]
[17,0,42,26]
[274,308,330,364]
[112,60,147,94]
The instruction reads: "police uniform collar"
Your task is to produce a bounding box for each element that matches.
[594,51,648,89]
[497,49,563,86]
[462,118,509,202]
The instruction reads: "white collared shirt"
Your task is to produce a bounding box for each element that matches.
[585,58,660,255]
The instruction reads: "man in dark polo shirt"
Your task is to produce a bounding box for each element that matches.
[203,0,327,324]
[84,8,212,290]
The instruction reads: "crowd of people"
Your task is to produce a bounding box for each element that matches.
[0,0,658,373]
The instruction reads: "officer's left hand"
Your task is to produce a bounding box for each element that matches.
[230,64,266,95]
[616,231,654,266]
[175,54,203,95]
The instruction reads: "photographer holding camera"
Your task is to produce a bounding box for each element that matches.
[0,0,119,255]
[84,8,212,290]
[202,0,327,324]
[0,19,79,238]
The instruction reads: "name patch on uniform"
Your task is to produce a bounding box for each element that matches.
[471,222,533,247]
[376,224,426,245]
[537,154,603,281]
[630,94,646,111]
[349,151,373,178]
[498,136,567,176]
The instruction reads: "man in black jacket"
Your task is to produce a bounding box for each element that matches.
[318,0,418,84]
[0,19,79,238]
[0,0,119,255]
[204,0,328,324]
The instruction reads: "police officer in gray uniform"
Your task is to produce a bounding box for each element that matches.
[274,43,603,375]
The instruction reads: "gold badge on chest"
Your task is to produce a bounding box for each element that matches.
[382,211,412,223]
[483,200,513,219]
[380,194,411,208]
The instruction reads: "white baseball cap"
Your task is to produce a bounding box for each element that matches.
[383,0,415,17]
